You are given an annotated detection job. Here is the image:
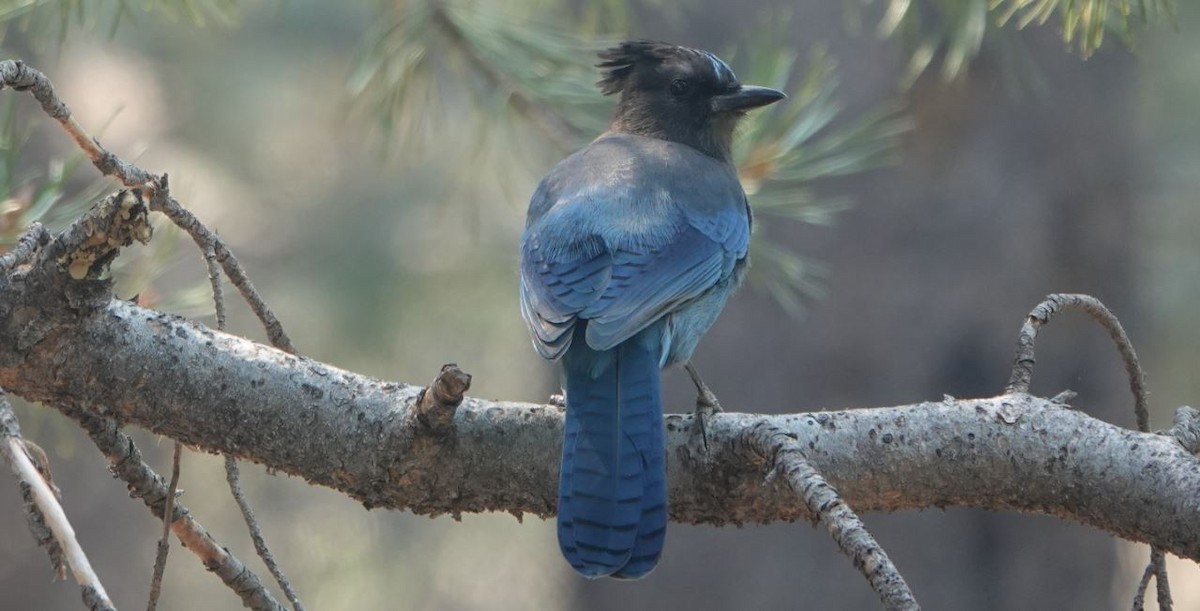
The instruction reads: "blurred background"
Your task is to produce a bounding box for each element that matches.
[0,0,1195,609]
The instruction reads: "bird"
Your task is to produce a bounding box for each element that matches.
[519,40,784,579]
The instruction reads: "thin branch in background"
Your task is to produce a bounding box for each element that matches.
[68,410,284,611]
[0,393,63,580]
[1002,293,1170,609]
[1133,557,1155,611]
[146,442,182,611]
[0,58,301,608]
[203,244,227,332]
[195,154,305,611]
[744,421,919,611]
[0,60,296,353]
[0,390,116,611]
[224,457,306,611]
[150,187,294,353]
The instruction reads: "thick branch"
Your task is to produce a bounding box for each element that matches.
[0,285,1196,559]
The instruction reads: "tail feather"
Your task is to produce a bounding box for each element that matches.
[612,399,667,579]
[558,329,666,578]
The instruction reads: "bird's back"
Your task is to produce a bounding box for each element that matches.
[526,133,747,245]
[521,133,750,361]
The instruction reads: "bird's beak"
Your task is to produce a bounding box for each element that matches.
[710,85,786,113]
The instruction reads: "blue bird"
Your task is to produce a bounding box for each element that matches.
[519,41,784,579]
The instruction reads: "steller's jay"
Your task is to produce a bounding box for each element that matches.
[519,41,784,579]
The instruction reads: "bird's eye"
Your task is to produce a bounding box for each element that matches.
[669,78,691,97]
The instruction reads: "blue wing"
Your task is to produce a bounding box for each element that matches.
[519,135,749,359]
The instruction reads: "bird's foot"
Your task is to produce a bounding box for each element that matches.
[685,362,722,452]
[548,393,566,408]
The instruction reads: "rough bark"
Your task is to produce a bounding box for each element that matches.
[0,249,1196,560]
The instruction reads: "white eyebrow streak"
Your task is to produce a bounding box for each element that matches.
[700,50,735,82]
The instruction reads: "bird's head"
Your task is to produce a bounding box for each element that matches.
[597,40,785,161]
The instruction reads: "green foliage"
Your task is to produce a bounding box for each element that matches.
[0,97,208,316]
[0,0,239,45]
[350,1,910,312]
[0,97,103,242]
[991,0,1176,57]
[0,0,1173,316]
[875,0,1176,84]
[348,1,609,157]
[731,40,911,311]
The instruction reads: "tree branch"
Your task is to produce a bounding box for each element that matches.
[68,411,284,611]
[2,57,1197,608]
[0,249,1196,559]
[745,421,919,610]
[1,390,115,611]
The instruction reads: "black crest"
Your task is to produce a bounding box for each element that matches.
[596,40,679,96]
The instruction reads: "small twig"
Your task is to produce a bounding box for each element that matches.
[1133,556,1155,611]
[150,188,294,353]
[1004,294,1169,608]
[67,410,284,611]
[0,390,116,611]
[414,363,471,431]
[0,222,51,270]
[205,232,304,610]
[225,457,306,611]
[1168,406,1200,455]
[204,244,227,332]
[146,442,182,611]
[1153,547,1173,611]
[745,421,920,611]
[1004,294,1148,429]
[1132,547,1173,611]
[0,60,153,185]
[1,393,64,579]
[3,61,305,607]
[0,60,293,354]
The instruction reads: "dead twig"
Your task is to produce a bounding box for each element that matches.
[149,184,294,353]
[744,421,919,611]
[1,58,305,608]
[414,363,471,431]
[204,233,305,611]
[1004,294,1148,429]
[146,442,182,611]
[225,457,306,611]
[69,410,284,611]
[1004,293,1169,609]
[0,222,50,270]
[0,390,115,610]
[0,60,294,353]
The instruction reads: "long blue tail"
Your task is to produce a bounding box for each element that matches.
[558,329,667,579]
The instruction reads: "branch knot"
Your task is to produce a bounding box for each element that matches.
[415,363,471,431]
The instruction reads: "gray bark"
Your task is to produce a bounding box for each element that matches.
[0,254,1196,560]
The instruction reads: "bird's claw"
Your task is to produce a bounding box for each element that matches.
[685,362,722,452]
